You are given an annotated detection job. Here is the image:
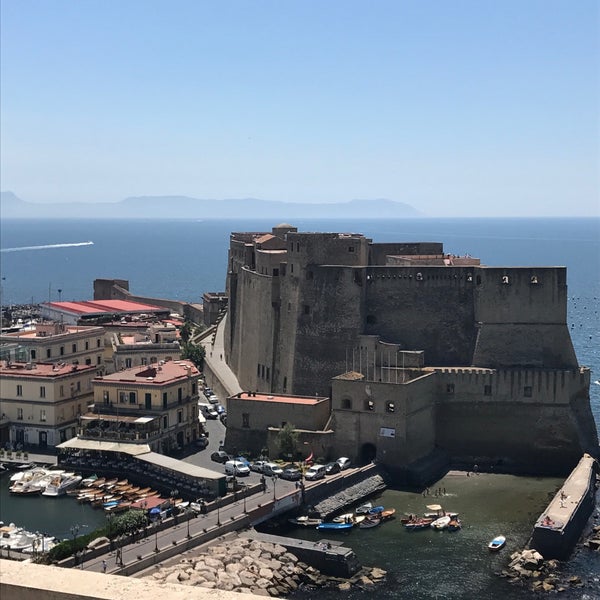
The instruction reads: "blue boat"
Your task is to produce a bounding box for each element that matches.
[369,505,385,515]
[317,522,353,530]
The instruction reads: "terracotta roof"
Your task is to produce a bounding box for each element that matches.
[232,392,327,405]
[44,300,168,315]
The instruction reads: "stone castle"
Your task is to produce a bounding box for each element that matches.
[224,224,598,480]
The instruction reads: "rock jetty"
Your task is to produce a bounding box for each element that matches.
[312,474,386,518]
[146,536,386,597]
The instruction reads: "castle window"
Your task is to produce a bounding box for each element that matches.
[85,341,89,350]
[273,268,279,276]
[16,385,22,397]
[266,367,270,381]
[303,305,310,315]
[296,242,300,252]
[366,315,376,324]
[476,276,481,285]
[85,358,91,365]
[446,384,455,394]
[40,386,46,398]
[60,346,65,356]
[386,401,395,413]
[31,350,36,359]
[288,302,291,312]
[257,364,261,377]
[484,385,492,396]
[283,376,287,392]
[46,348,52,358]
[242,413,250,428]
[342,398,352,409]
[524,386,532,398]
[290,263,294,273]
[348,246,354,253]
[72,343,77,353]
[365,399,375,411]
[97,339,101,347]
[262,365,265,378]
[502,275,510,284]
[416,272,423,281]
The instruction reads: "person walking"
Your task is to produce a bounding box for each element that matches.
[102,559,107,573]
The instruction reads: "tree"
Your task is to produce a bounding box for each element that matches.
[277,423,299,459]
[180,321,193,343]
[181,342,205,369]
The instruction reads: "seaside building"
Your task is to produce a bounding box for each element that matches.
[0,321,105,368]
[0,360,97,449]
[80,359,202,455]
[104,322,181,374]
[219,224,598,480]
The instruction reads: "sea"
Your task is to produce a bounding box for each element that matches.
[1,216,599,598]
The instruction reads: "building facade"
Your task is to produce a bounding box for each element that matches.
[83,359,201,454]
[0,361,97,449]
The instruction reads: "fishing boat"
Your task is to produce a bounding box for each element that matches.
[488,535,506,551]
[404,517,433,531]
[431,515,451,530]
[368,505,385,515]
[317,521,353,531]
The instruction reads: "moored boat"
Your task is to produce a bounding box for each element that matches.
[488,535,506,551]
[317,521,353,531]
[431,516,451,530]
[355,502,373,514]
[447,518,462,531]
[404,517,433,531]
[358,517,381,529]
[289,516,323,527]
[380,508,396,521]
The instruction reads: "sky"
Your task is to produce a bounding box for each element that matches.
[1,0,598,217]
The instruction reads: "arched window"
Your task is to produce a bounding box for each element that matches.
[341,398,352,409]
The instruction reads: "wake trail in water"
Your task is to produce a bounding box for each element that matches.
[0,241,94,253]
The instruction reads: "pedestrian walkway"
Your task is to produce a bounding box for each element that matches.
[200,314,242,397]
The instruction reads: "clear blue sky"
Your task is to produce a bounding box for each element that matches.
[1,0,598,217]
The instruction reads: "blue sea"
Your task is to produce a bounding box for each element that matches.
[1,217,599,598]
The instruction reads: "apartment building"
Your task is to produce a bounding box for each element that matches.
[0,361,97,448]
[81,359,201,454]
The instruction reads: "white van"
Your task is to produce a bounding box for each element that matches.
[225,460,250,476]
[304,464,326,481]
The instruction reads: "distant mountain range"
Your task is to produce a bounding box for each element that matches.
[0,191,422,219]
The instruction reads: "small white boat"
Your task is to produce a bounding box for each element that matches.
[488,535,506,551]
[355,502,373,514]
[42,473,82,497]
[431,516,451,530]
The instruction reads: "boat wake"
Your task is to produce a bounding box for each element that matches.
[0,241,94,253]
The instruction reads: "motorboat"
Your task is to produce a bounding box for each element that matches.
[42,473,82,497]
[0,523,57,553]
[288,516,323,527]
[488,535,506,551]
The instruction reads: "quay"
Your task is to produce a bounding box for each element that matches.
[530,453,598,560]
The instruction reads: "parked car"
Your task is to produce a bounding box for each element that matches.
[219,412,227,425]
[215,404,226,414]
[336,457,351,470]
[325,461,341,475]
[195,436,209,450]
[280,467,302,481]
[262,463,284,478]
[203,388,214,398]
[225,460,251,476]
[208,394,220,405]
[250,460,268,473]
[211,450,230,463]
[199,404,218,419]
[304,464,326,481]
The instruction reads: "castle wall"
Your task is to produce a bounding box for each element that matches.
[471,267,578,369]
[434,367,596,474]
[364,266,477,365]
[368,242,443,265]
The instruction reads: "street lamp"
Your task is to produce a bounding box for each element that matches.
[272,476,277,501]
[186,507,192,539]
[242,484,247,514]
[216,497,221,527]
[153,521,159,553]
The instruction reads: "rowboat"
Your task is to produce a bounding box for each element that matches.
[358,517,381,529]
[380,509,396,521]
[404,517,433,531]
[431,516,451,530]
[368,505,385,515]
[355,502,373,514]
[317,522,353,531]
[488,535,506,551]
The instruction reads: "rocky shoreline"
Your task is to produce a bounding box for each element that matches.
[145,536,386,597]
